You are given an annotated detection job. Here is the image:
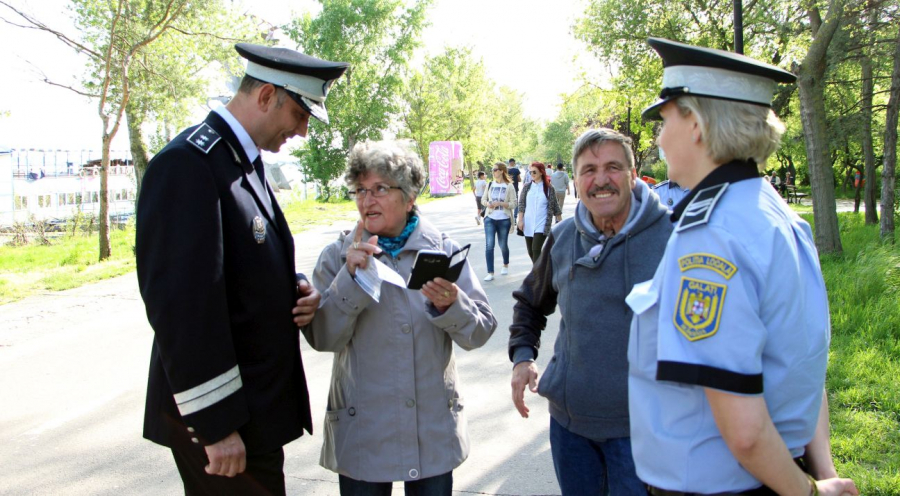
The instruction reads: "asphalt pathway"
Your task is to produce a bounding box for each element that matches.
[0,192,578,495]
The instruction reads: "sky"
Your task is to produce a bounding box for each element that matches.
[0,0,606,154]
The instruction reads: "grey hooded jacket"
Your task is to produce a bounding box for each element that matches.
[508,179,672,441]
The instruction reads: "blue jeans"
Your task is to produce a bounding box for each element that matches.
[483,217,511,273]
[338,472,452,496]
[549,417,646,496]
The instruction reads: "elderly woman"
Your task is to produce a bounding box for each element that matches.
[516,162,562,263]
[626,38,857,496]
[302,140,497,495]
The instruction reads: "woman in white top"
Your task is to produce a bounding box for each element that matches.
[516,162,562,262]
[480,162,517,281]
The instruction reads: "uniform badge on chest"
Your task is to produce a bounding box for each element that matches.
[253,216,266,244]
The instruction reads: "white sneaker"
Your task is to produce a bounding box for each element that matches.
[475,215,481,225]
[500,267,508,275]
[483,273,494,281]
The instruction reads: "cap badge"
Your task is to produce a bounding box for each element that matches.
[253,216,266,244]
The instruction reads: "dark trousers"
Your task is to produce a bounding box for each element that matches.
[525,232,548,263]
[171,445,286,496]
[550,417,646,496]
[338,472,453,496]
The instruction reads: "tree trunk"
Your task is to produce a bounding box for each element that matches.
[862,1,879,224]
[99,134,112,260]
[880,25,900,242]
[796,0,845,255]
[126,102,150,203]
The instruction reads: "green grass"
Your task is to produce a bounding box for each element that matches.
[0,226,136,304]
[0,191,453,304]
[811,213,900,493]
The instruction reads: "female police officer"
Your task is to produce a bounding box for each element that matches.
[625,38,858,496]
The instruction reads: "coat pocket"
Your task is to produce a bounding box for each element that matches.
[320,407,356,473]
[536,354,566,410]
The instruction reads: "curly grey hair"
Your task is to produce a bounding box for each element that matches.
[344,140,426,204]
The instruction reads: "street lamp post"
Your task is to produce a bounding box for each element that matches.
[734,0,744,54]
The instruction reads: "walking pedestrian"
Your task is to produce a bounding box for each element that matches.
[516,162,561,263]
[550,163,571,210]
[474,170,487,225]
[481,162,517,281]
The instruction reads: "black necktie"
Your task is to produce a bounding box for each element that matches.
[253,155,272,208]
[253,156,266,187]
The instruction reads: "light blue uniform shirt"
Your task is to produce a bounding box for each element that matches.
[626,163,829,493]
[652,180,689,211]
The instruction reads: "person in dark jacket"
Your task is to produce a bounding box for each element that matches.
[508,128,672,495]
[136,43,347,495]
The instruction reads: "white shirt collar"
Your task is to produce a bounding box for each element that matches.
[213,106,260,164]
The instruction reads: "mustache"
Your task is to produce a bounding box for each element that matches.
[587,184,618,196]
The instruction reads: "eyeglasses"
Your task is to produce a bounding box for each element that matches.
[492,168,501,172]
[348,184,403,200]
[529,170,541,176]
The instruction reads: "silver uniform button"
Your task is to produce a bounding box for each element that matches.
[406,399,416,408]
[409,469,419,479]
[187,427,195,433]
[191,437,199,444]
[401,324,411,334]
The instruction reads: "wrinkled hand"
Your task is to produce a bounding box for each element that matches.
[511,361,539,418]
[346,220,381,276]
[422,278,458,313]
[292,279,321,327]
[204,431,246,477]
[816,477,859,496]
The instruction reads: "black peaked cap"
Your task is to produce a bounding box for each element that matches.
[235,43,349,80]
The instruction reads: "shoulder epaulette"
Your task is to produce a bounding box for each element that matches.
[676,183,728,232]
[652,180,669,190]
[186,123,222,154]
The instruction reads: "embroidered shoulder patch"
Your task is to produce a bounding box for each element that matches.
[678,253,737,280]
[186,123,221,154]
[673,277,727,341]
[676,183,728,232]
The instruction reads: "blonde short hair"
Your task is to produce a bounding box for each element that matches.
[674,96,786,172]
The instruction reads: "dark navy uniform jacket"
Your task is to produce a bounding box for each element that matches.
[136,111,312,455]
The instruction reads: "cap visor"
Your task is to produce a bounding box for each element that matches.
[287,92,330,124]
[641,98,668,121]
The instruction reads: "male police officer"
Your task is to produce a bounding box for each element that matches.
[652,179,689,211]
[136,43,348,495]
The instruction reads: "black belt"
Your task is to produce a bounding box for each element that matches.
[647,457,806,496]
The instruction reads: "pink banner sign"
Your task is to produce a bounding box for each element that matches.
[428,141,464,195]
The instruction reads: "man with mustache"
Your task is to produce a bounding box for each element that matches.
[508,128,672,495]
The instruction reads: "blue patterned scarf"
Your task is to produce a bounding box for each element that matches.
[377,215,419,258]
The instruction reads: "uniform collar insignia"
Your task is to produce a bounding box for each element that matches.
[186,123,221,154]
[671,159,758,222]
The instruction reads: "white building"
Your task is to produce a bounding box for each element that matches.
[0,148,136,227]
